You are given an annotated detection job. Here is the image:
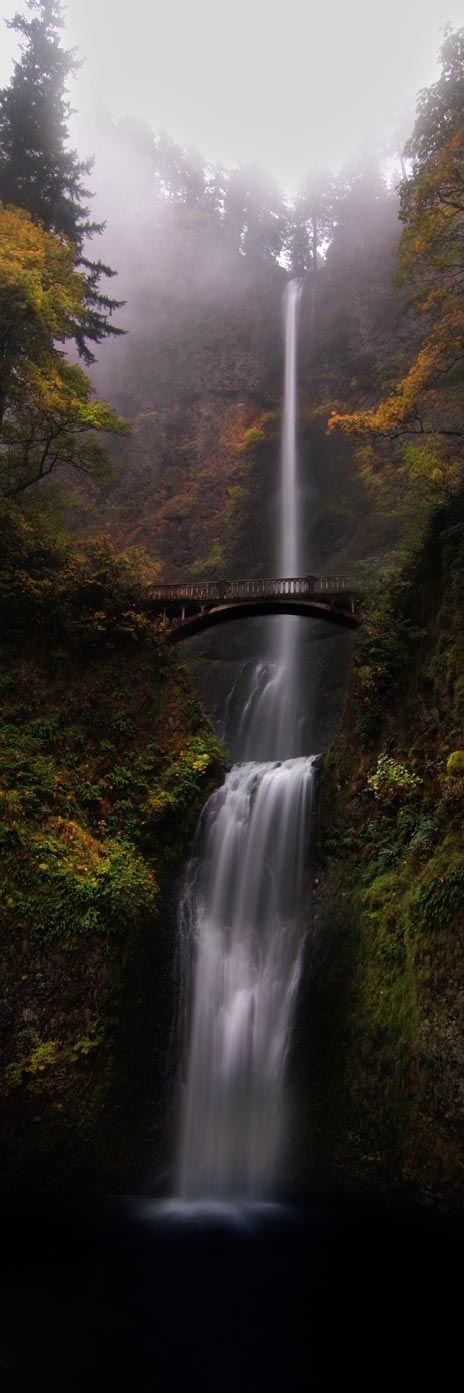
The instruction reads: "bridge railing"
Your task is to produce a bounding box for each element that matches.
[149,575,354,603]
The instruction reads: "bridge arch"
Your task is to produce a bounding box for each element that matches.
[165,596,359,643]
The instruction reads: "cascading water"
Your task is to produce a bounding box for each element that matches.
[176,279,316,1200]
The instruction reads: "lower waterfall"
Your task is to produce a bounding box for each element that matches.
[177,756,316,1198]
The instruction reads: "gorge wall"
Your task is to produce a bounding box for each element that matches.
[303,499,464,1205]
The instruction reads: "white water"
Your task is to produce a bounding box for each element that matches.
[177,280,316,1199]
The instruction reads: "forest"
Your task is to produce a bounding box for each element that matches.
[0,2,463,1387]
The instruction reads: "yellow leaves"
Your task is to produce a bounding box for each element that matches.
[0,201,83,341]
[16,357,130,443]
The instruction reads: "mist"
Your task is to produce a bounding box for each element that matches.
[66,0,464,188]
[0,0,462,189]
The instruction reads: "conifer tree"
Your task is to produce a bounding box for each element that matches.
[0,0,123,361]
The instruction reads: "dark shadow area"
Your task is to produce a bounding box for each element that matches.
[0,1192,461,1391]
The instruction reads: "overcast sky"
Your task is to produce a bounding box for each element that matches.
[0,0,462,190]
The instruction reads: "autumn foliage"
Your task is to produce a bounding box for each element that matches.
[0,203,129,497]
[329,28,464,484]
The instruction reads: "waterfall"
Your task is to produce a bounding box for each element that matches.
[239,279,304,762]
[176,279,315,1200]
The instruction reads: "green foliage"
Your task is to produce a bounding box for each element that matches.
[4,1061,24,1090]
[144,734,224,832]
[5,1039,58,1091]
[408,815,437,859]
[353,570,413,744]
[27,1041,58,1074]
[25,827,158,943]
[0,516,224,1181]
[0,509,157,646]
[0,557,221,946]
[413,862,464,931]
[71,1024,103,1059]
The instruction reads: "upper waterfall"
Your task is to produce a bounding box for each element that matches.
[280,279,303,577]
[240,278,306,762]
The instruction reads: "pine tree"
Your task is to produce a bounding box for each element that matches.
[0,0,123,362]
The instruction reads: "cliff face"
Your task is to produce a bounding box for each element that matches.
[78,251,286,579]
[302,496,464,1205]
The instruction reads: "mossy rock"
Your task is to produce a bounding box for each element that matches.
[446,750,464,778]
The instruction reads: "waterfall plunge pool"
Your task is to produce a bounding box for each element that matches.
[1,1191,462,1390]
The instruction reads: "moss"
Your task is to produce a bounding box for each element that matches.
[447,750,464,778]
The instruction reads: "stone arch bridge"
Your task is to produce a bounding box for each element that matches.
[149,575,360,642]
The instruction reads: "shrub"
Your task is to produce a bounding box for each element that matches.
[367,754,421,806]
[237,425,266,454]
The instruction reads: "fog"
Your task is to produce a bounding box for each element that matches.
[0,0,459,501]
[0,0,463,190]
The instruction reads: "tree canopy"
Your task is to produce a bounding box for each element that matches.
[0,0,123,361]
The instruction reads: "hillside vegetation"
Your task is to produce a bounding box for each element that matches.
[0,509,223,1186]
